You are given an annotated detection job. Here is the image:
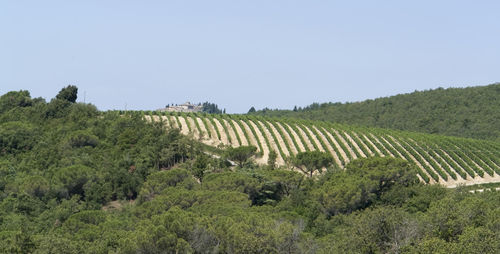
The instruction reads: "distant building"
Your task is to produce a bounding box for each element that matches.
[158,102,203,113]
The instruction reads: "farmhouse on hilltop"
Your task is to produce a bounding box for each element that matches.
[159,102,203,113]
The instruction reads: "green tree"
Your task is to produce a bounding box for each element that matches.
[224,146,257,167]
[314,157,419,216]
[252,83,500,142]
[65,130,99,148]
[0,90,32,113]
[291,151,334,177]
[0,121,37,154]
[401,237,452,254]
[53,164,96,198]
[267,150,277,169]
[201,102,222,114]
[138,169,195,203]
[452,227,498,254]
[55,85,78,103]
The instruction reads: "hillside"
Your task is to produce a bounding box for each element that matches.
[1,88,500,253]
[251,83,500,142]
[144,112,500,187]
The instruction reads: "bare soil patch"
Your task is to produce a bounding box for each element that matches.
[343,132,366,158]
[323,127,349,163]
[312,126,342,166]
[248,120,271,164]
[231,120,249,146]
[302,125,325,152]
[283,123,306,152]
[213,118,230,146]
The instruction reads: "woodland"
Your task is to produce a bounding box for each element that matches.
[0,87,499,253]
[252,83,500,142]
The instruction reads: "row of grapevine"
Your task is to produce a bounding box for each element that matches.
[316,126,345,165]
[139,111,500,186]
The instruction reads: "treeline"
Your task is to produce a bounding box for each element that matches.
[202,102,225,114]
[0,87,499,253]
[251,83,500,142]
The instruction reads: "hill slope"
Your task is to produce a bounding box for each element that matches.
[144,112,500,187]
[252,83,500,142]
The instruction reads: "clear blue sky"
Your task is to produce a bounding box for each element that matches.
[1,1,499,113]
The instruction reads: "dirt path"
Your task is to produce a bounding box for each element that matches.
[429,147,463,180]
[239,120,260,152]
[407,138,462,184]
[160,116,171,128]
[168,116,179,129]
[231,119,249,146]
[212,118,230,146]
[322,127,349,163]
[369,134,394,157]
[394,137,439,176]
[383,136,435,184]
[415,174,426,183]
[440,149,473,179]
[150,115,168,128]
[196,117,208,138]
[406,139,452,185]
[146,116,500,187]
[266,121,291,157]
[312,126,342,166]
[332,130,357,160]
[451,144,492,176]
[302,125,325,152]
[186,117,201,140]
[177,116,191,135]
[351,132,375,156]
[343,132,366,158]
[248,120,271,164]
[447,172,500,188]
[258,121,285,164]
[294,125,315,151]
[481,155,500,169]
[202,117,221,144]
[472,156,499,176]
[222,119,239,147]
[425,152,453,185]
[442,146,481,179]
[361,134,383,156]
[283,123,306,152]
[275,122,298,155]
[197,117,220,146]
[162,115,180,129]
[160,115,169,128]
[470,187,500,193]
[378,136,404,158]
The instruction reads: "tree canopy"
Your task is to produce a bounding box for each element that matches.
[291,151,334,177]
[0,87,499,253]
[202,102,223,114]
[224,146,257,167]
[55,85,78,103]
[252,83,500,142]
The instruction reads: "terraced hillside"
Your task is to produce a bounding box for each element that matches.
[141,112,500,187]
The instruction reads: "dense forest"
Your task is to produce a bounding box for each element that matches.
[252,83,500,142]
[0,87,499,253]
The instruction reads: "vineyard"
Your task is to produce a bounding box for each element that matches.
[138,111,500,187]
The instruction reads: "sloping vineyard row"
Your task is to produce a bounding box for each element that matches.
[139,112,500,187]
